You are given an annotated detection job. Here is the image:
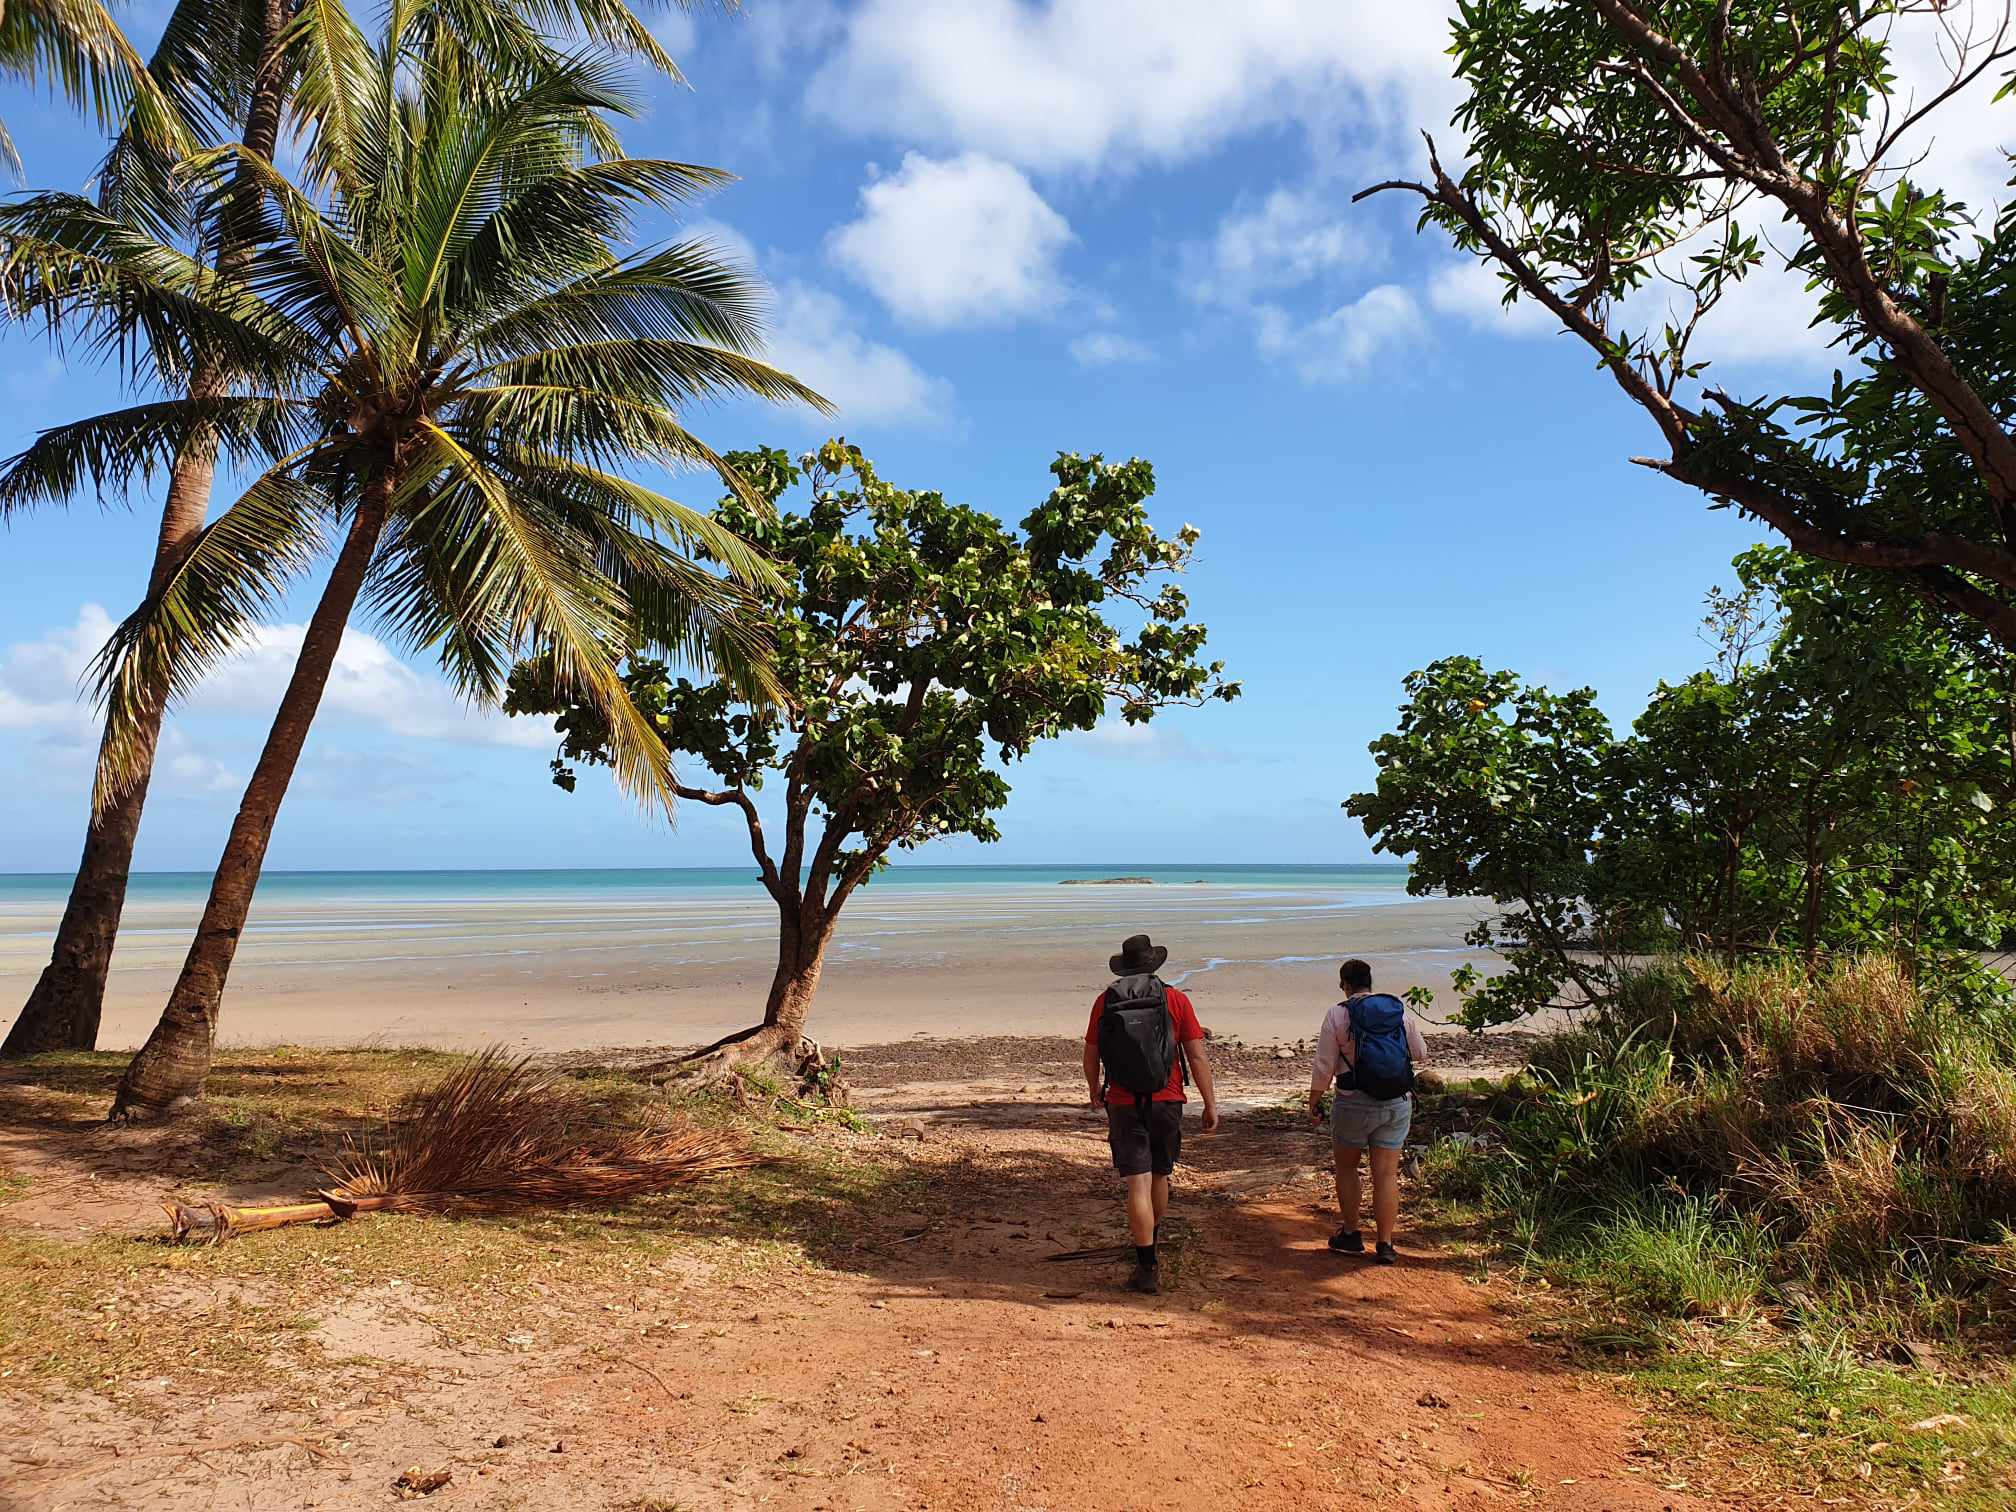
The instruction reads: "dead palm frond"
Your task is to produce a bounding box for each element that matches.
[163,1048,765,1242]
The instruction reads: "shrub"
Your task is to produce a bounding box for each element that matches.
[1437,954,2016,1337]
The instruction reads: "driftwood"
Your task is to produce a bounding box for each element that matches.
[162,1049,764,1244]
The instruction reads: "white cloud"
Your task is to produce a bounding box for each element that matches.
[1258,284,1424,384]
[0,602,113,740]
[1189,188,1381,306]
[803,0,1463,175]
[1426,260,1558,338]
[192,625,551,749]
[1068,332,1154,366]
[651,8,696,58]
[760,280,955,426]
[828,152,1073,328]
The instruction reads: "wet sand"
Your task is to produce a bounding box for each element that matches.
[0,881,1500,1053]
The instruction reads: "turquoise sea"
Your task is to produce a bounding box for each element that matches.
[0,863,1411,912]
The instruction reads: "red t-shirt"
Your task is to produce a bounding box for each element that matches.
[1086,986,1203,1105]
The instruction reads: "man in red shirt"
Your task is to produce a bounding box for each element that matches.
[1083,933,1219,1294]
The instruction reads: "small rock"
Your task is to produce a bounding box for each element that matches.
[549,1441,565,1454]
[1416,1391,1451,1409]
[491,1435,511,1449]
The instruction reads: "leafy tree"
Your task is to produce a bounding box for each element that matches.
[1360,2,2016,645]
[1350,551,2016,1028]
[1,0,718,1055]
[507,440,1239,1077]
[0,43,821,1115]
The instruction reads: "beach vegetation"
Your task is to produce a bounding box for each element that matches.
[506,439,1238,1079]
[1361,1,2016,652]
[1419,955,2016,1503]
[0,30,821,1116]
[1350,549,2016,1027]
[1,0,711,1060]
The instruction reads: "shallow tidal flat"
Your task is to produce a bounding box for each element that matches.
[0,878,1495,1054]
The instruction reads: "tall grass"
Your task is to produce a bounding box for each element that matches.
[1440,955,2016,1340]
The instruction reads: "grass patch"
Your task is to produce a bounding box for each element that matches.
[1414,953,2016,1507]
[0,1045,917,1401]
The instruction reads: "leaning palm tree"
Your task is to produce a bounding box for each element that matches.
[2,0,720,1057]
[0,0,190,177]
[0,43,824,1117]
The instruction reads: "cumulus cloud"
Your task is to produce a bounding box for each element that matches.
[1426,260,1558,338]
[1068,332,1154,367]
[1188,188,1382,307]
[828,152,1073,328]
[802,0,1463,175]
[192,625,552,748]
[760,280,956,426]
[0,604,549,767]
[0,602,115,741]
[1258,285,1425,385]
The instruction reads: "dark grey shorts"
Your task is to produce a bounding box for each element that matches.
[1106,1101,1183,1177]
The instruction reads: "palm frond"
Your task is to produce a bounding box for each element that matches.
[89,460,330,807]
[0,0,198,180]
[0,396,315,517]
[162,1048,764,1240]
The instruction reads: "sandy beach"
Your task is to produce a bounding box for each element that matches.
[0,873,1499,1053]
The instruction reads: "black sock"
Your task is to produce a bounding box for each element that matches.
[1136,1243,1157,1268]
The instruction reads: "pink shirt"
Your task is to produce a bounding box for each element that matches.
[1310,992,1429,1094]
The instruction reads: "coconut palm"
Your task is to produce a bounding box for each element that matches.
[0,0,190,177]
[0,42,824,1117]
[2,0,716,1057]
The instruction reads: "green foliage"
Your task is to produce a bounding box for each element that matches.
[1349,551,2016,1025]
[1372,2,2016,649]
[508,440,1237,957]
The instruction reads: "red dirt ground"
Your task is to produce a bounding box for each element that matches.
[0,1052,1729,1511]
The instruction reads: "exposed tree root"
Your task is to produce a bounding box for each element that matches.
[646,1028,850,1107]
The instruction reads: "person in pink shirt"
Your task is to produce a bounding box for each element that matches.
[1308,958,1429,1265]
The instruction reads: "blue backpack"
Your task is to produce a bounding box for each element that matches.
[1339,993,1415,1101]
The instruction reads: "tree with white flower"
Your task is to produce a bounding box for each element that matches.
[506,439,1238,1078]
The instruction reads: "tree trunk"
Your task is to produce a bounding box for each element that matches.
[109,487,390,1120]
[1,0,292,1058]
[660,910,835,1083]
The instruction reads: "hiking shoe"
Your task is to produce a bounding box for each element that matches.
[1375,1241,1398,1266]
[1328,1227,1365,1254]
[1125,1262,1162,1295]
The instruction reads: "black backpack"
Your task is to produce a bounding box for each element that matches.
[1097,974,1180,1112]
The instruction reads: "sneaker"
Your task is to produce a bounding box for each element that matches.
[1125,1262,1162,1295]
[1375,1241,1398,1266]
[1328,1227,1365,1254]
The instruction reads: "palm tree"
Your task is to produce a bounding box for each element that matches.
[2,0,716,1056]
[0,41,824,1116]
[0,0,190,177]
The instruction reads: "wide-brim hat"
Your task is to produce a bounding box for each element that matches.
[1110,933,1169,976]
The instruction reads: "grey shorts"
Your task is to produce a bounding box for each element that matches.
[1106,1101,1183,1177]
[1332,1091,1412,1151]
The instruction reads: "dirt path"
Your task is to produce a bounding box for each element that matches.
[1,1054,1711,1511]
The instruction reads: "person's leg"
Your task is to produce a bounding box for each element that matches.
[1333,1145,1363,1233]
[1124,1173,1156,1245]
[1369,1146,1403,1245]
[1150,1174,1170,1229]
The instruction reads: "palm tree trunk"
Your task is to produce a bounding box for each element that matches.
[2,0,292,1057]
[110,484,391,1119]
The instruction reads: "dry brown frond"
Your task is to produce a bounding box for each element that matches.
[164,1049,765,1242]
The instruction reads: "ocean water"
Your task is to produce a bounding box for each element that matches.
[0,863,1411,911]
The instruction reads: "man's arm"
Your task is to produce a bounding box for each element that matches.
[1084,1037,1103,1108]
[1405,1014,1430,1065]
[1182,1037,1219,1133]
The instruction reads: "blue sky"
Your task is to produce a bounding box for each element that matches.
[1,1,2006,874]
